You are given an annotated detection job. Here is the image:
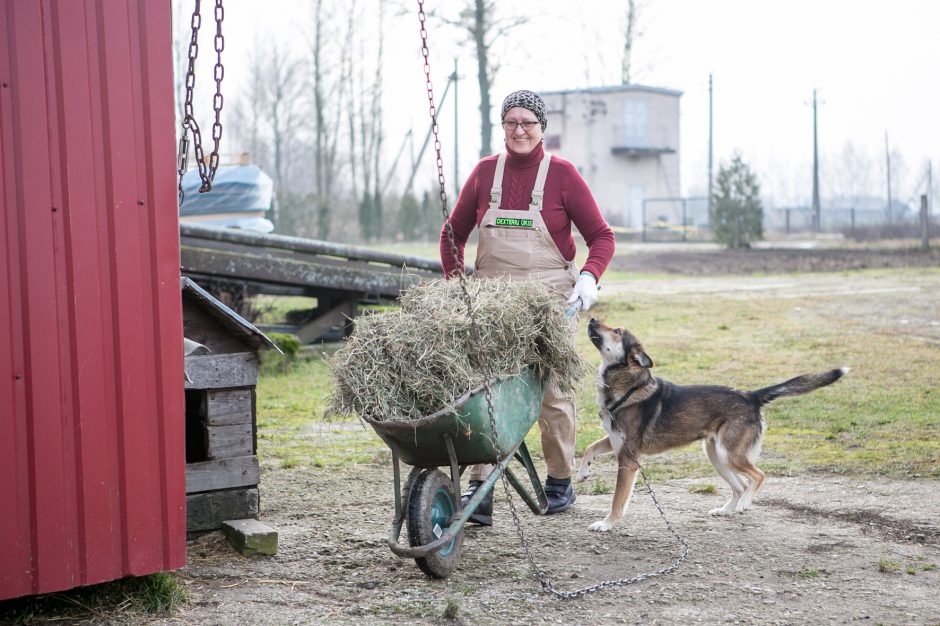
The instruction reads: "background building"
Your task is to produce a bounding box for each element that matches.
[541,85,683,230]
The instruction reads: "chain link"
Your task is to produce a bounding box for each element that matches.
[416,0,688,598]
[177,0,226,206]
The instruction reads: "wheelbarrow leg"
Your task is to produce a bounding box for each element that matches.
[503,441,549,514]
[389,443,423,546]
[443,434,462,514]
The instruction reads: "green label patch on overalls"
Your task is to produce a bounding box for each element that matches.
[495,217,534,228]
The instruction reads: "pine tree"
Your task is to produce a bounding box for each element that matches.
[710,152,764,249]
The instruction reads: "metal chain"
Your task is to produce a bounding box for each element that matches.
[177,0,226,206]
[416,0,688,598]
[417,1,500,460]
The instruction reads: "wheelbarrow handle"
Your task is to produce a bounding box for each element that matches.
[565,297,582,319]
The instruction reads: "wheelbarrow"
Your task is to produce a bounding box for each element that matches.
[363,365,551,578]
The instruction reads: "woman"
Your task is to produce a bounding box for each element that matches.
[440,89,615,525]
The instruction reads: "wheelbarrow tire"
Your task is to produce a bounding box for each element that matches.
[407,468,464,579]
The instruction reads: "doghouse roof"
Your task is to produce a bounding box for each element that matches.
[181,277,280,353]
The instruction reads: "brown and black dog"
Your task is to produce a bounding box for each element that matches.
[577,318,848,532]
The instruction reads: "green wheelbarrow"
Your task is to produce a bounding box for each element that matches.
[363,365,551,578]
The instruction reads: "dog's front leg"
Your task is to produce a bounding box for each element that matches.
[576,436,613,482]
[588,455,639,532]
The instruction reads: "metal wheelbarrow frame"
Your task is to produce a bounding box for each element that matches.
[364,366,550,578]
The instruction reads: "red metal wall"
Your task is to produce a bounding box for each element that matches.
[0,0,185,600]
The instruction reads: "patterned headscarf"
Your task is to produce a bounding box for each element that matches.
[501,89,547,131]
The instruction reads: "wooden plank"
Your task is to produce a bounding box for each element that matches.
[184,352,258,390]
[180,244,429,298]
[185,456,259,494]
[206,423,254,459]
[296,299,357,344]
[204,388,254,426]
[180,221,445,271]
[186,488,259,532]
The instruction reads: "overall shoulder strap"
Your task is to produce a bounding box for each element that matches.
[489,152,507,211]
[528,151,552,211]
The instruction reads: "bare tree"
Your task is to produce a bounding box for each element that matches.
[354,3,386,240]
[622,0,637,84]
[621,0,651,85]
[229,45,269,166]
[249,44,306,234]
[827,141,877,209]
[444,1,527,158]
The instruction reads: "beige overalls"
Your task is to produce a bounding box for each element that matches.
[470,150,580,481]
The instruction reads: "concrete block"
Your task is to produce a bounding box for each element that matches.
[221,518,278,556]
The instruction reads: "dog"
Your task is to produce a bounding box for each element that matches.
[577,318,848,532]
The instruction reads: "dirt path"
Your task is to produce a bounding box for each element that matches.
[173,254,940,626]
[177,465,939,625]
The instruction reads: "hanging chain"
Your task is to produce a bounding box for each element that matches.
[417,0,505,527]
[177,0,226,206]
[417,0,688,598]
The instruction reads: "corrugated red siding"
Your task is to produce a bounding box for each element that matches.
[0,0,185,600]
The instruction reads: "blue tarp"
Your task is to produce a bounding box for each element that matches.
[179,165,274,216]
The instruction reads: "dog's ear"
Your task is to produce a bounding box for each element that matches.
[631,348,653,368]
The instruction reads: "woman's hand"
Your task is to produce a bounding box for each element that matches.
[567,272,598,310]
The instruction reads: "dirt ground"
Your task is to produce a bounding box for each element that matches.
[609,242,940,275]
[172,245,940,626]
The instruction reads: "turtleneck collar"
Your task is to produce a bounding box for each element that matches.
[505,141,545,170]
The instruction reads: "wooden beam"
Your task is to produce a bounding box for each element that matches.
[180,244,430,298]
[296,299,357,344]
[186,456,260,493]
[186,488,259,532]
[204,389,254,426]
[184,352,259,390]
[207,423,254,459]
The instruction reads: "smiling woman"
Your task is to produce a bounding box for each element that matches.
[438,88,616,522]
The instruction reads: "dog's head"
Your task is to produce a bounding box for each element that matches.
[587,318,653,369]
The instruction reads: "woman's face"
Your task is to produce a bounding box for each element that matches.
[502,106,543,155]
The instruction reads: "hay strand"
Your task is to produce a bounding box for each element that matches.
[326,277,586,421]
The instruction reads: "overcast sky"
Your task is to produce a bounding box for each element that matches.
[193,0,939,209]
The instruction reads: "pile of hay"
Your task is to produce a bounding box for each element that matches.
[326,277,586,422]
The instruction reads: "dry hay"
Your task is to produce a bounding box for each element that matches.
[326,277,586,421]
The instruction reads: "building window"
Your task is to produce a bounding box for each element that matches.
[620,99,648,148]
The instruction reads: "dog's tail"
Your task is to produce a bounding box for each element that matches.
[750,367,849,406]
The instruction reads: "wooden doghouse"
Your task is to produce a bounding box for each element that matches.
[181,277,279,532]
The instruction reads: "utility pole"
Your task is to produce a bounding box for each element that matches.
[811,89,820,232]
[453,57,460,199]
[885,131,893,222]
[708,74,714,217]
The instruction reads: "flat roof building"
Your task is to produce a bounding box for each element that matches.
[541,85,682,229]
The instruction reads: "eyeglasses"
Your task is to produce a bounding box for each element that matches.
[502,120,540,131]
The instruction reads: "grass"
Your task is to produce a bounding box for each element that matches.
[251,268,940,481]
[0,572,187,624]
[689,483,719,495]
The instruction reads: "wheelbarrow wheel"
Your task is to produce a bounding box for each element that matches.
[407,468,463,578]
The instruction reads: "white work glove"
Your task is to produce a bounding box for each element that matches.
[567,272,598,311]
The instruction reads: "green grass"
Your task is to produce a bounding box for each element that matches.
[689,483,719,495]
[252,268,940,480]
[0,572,187,624]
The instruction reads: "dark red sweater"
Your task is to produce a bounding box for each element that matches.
[440,142,615,280]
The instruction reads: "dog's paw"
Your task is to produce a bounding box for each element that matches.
[588,519,615,532]
[708,506,736,517]
[734,501,752,514]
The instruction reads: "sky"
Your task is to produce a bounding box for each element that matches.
[180,0,940,210]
